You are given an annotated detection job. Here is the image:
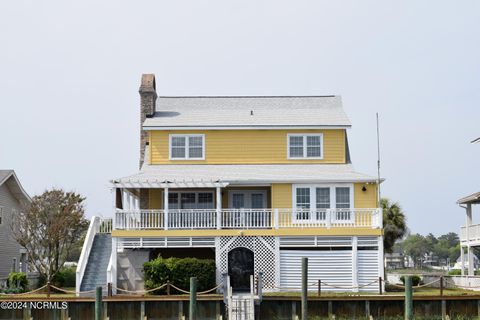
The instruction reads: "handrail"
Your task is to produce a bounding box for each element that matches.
[76,216,101,296]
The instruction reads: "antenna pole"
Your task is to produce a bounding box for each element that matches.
[376,113,381,208]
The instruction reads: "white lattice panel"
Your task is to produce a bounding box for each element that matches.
[216,236,277,290]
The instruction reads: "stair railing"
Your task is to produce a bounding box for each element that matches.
[76,216,101,296]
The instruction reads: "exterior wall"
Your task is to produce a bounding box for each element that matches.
[0,183,24,279]
[145,183,377,210]
[150,129,346,165]
[271,184,292,208]
[117,249,149,292]
[354,183,378,208]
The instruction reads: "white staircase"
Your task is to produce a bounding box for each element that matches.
[226,275,259,320]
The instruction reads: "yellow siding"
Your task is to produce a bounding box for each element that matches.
[271,184,292,208]
[150,129,346,164]
[149,189,163,209]
[354,183,378,208]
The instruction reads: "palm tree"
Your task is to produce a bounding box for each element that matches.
[381,198,407,253]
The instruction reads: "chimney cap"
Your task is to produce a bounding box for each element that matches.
[139,74,156,93]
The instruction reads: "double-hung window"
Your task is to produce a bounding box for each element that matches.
[168,191,214,209]
[170,134,205,160]
[288,134,323,159]
[293,185,352,222]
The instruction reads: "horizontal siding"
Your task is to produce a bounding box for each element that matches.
[354,183,378,208]
[0,184,23,278]
[150,129,346,164]
[271,184,292,209]
[280,250,353,292]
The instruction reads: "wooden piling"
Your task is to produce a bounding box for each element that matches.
[95,286,102,320]
[189,277,197,320]
[404,276,413,320]
[301,257,308,320]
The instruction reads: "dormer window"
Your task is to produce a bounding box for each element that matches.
[288,134,323,159]
[169,134,205,160]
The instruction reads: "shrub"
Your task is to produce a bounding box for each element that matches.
[400,275,422,286]
[7,272,28,291]
[384,282,404,292]
[448,269,462,276]
[38,266,77,288]
[144,257,216,295]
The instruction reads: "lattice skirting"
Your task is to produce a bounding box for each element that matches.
[215,236,278,291]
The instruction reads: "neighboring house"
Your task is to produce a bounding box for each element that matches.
[385,253,405,269]
[77,74,384,294]
[458,191,480,276]
[0,170,31,280]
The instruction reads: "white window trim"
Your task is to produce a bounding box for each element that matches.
[287,133,324,159]
[292,184,354,223]
[228,190,268,209]
[167,190,214,209]
[169,134,205,160]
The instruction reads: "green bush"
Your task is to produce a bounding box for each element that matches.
[384,282,404,292]
[448,269,462,276]
[400,275,422,286]
[144,257,216,295]
[7,272,28,291]
[38,266,77,288]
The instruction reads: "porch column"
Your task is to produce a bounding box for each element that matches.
[122,189,129,210]
[216,187,222,229]
[460,246,465,276]
[164,187,169,230]
[467,204,474,276]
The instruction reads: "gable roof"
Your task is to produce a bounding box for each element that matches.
[0,170,31,204]
[143,96,351,129]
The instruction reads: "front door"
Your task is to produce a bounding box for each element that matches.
[228,247,254,291]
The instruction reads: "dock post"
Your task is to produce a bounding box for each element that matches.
[95,286,102,320]
[441,300,447,320]
[301,257,308,320]
[404,276,413,320]
[189,277,197,320]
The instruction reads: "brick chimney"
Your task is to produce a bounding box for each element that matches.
[139,74,157,169]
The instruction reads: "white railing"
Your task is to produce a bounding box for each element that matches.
[76,216,101,296]
[115,208,381,230]
[460,224,480,244]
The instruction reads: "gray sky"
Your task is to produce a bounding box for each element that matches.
[1,1,479,236]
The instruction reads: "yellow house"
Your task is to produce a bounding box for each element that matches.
[77,74,383,295]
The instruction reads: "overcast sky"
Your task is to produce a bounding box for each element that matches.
[1,1,479,236]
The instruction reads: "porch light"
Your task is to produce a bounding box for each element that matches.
[362,185,367,192]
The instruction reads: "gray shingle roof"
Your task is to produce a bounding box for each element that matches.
[0,170,31,203]
[112,164,377,186]
[143,96,351,129]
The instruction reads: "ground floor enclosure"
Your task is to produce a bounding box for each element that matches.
[115,235,383,293]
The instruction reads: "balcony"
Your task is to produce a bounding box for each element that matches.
[460,224,480,246]
[114,208,382,230]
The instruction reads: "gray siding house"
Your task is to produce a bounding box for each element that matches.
[0,170,30,279]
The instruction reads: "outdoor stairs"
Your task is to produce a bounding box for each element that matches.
[228,294,256,320]
[80,234,112,293]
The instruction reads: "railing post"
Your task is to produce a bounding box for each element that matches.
[167,281,171,295]
[377,208,383,228]
[46,281,51,298]
[379,277,383,295]
[318,279,321,297]
[216,187,222,230]
[326,209,331,229]
[257,272,263,304]
[107,282,112,297]
[164,187,169,230]
[440,276,444,296]
[274,209,279,229]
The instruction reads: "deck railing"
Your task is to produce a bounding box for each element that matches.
[115,208,381,230]
[460,224,480,244]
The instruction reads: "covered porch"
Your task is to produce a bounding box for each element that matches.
[458,191,480,276]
